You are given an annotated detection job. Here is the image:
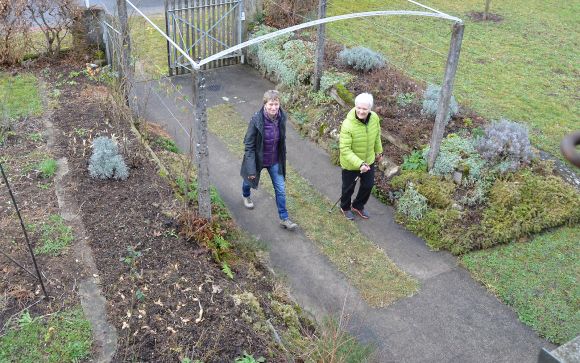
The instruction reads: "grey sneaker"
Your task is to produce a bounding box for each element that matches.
[243,196,254,209]
[341,208,355,221]
[280,218,297,230]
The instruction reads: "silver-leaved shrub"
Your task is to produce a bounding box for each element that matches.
[475,118,534,172]
[88,136,129,180]
[421,84,459,121]
[337,46,386,73]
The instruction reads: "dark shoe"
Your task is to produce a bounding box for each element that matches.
[341,208,355,221]
[352,207,369,219]
[280,218,297,230]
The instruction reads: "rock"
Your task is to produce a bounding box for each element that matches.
[379,157,400,178]
[453,171,463,185]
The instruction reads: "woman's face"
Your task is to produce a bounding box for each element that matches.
[355,102,371,120]
[265,99,280,118]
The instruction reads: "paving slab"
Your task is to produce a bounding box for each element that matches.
[132,64,554,362]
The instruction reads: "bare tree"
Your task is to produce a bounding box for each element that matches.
[0,0,31,65]
[26,0,81,57]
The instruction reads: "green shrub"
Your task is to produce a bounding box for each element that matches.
[38,158,57,178]
[481,171,580,246]
[421,84,458,121]
[153,136,179,153]
[396,184,428,220]
[401,150,427,171]
[320,70,354,92]
[396,92,416,108]
[391,170,455,208]
[338,46,386,72]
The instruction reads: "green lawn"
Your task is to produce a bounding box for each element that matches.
[462,226,579,344]
[0,73,42,119]
[327,0,579,161]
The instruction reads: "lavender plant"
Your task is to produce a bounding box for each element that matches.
[421,84,459,121]
[337,46,386,73]
[88,136,129,180]
[475,118,534,172]
[396,184,428,220]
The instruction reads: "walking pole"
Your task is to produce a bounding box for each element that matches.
[328,176,360,213]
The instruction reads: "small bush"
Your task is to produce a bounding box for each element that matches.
[396,92,416,108]
[421,84,459,121]
[153,136,179,153]
[88,136,129,180]
[396,184,428,220]
[391,170,455,209]
[475,118,534,172]
[338,46,386,73]
[423,134,486,182]
[38,158,57,178]
[401,150,427,172]
[319,70,354,92]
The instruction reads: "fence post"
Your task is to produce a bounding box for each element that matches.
[116,0,132,102]
[428,22,464,170]
[192,67,212,219]
[312,0,327,92]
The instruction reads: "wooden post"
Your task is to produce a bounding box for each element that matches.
[192,67,212,219]
[312,0,327,92]
[116,0,131,101]
[428,22,464,170]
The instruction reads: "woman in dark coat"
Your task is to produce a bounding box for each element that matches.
[240,90,297,230]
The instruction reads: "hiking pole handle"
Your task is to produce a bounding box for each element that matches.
[328,176,360,213]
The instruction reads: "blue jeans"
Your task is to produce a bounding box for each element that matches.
[242,163,288,220]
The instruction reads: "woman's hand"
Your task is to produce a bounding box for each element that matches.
[360,163,371,173]
[248,175,256,180]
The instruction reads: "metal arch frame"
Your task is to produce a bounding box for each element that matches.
[197,10,462,69]
[167,0,243,71]
[127,0,462,71]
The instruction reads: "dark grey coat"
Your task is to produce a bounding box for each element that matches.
[240,107,287,189]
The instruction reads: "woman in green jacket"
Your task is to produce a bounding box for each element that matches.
[339,93,383,220]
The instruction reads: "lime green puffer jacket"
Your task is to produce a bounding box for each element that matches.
[339,108,383,171]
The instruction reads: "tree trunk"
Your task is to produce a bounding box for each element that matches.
[483,0,491,20]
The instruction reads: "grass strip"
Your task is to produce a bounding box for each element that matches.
[0,72,42,119]
[207,103,419,307]
[461,226,580,344]
[0,307,92,362]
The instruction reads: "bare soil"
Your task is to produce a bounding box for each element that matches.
[1,55,313,362]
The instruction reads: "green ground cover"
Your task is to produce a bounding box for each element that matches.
[0,73,42,119]
[0,307,92,362]
[462,226,580,344]
[327,0,579,160]
[207,103,419,307]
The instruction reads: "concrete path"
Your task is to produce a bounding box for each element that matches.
[133,64,554,362]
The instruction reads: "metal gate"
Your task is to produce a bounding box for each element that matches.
[165,0,243,74]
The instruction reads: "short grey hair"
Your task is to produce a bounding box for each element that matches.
[263,89,280,104]
[355,93,373,109]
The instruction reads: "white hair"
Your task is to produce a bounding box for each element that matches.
[354,93,373,109]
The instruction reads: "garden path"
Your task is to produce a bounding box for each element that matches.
[132,64,553,362]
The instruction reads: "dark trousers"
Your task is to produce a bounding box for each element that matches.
[340,164,375,211]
